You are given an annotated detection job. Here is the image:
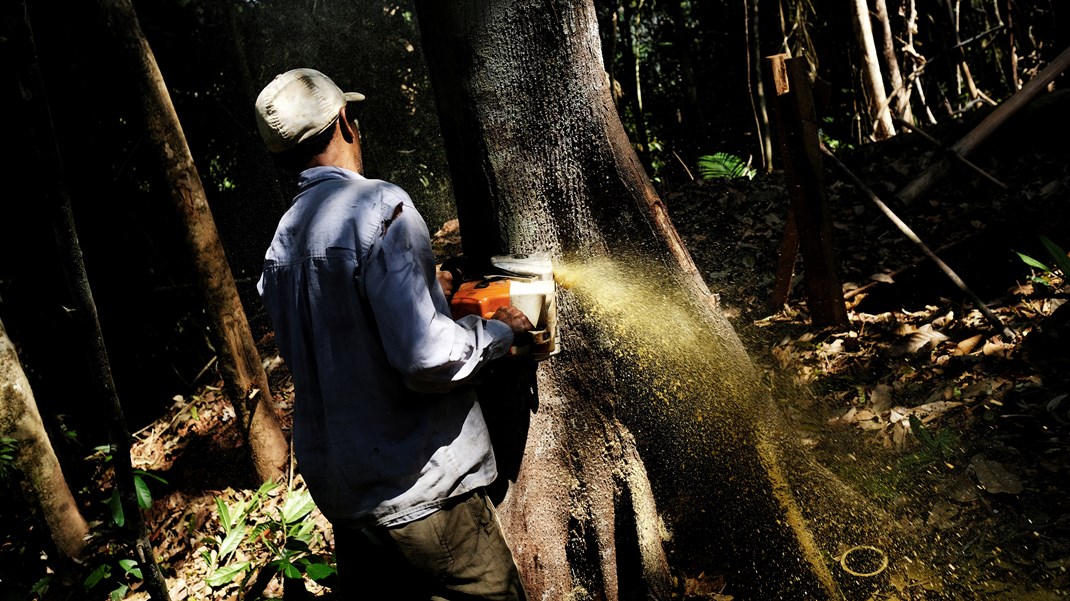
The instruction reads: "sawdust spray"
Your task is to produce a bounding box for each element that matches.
[551,253,886,597]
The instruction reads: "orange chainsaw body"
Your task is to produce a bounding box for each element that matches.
[450,279,513,321]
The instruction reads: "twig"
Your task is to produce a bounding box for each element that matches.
[672,150,695,181]
[820,143,1019,340]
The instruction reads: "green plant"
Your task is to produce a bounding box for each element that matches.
[0,436,16,479]
[898,415,960,472]
[696,152,756,180]
[202,481,336,593]
[1016,235,1070,286]
[84,558,142,601]
[86,448,167,599]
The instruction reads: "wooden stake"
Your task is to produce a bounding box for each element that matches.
[766,54,848,327]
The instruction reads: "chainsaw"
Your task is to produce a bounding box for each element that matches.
[443,253,560,361]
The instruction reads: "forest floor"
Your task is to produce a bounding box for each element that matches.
[7,92,1070,600]
[657,90,1070,600]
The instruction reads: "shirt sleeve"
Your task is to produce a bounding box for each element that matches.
[361,194,515,393]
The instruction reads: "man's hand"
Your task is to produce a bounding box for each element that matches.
[436,268,454,298]
[491,305,535,336]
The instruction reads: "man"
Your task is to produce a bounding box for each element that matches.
[254,67,531,600]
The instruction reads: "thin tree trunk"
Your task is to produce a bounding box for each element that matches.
[874,0,914,124]
[94,0,287,484]
[417,1,888,598]
[850,0,897,139]
[618,0,653,171]
[747,0,775,171]
[0,318,88,562]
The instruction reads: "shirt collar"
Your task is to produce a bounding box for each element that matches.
[296,165,365,192]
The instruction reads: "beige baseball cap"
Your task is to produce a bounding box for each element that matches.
[254,68,365,153]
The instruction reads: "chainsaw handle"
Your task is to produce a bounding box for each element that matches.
[439,255,470,289]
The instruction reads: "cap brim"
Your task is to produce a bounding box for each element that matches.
[344,92,366,102]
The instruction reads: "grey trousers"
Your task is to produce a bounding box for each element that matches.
[333,489,528,601]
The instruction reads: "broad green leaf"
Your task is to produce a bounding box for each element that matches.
[133,475,152,510]
[207,562,251,588]
[258,480,281,497]
[108,489,125,528]
[118,559,142,579]
[282,560,301,579]
[109,584,129,601]
[280,490,317,524]
[1016,251,1050,272]
[219,526,246,559]
[84,564,111,590]
[305,562,336,582]
[215,497,232,532]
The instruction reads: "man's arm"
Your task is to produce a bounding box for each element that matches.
[363,201,531,392]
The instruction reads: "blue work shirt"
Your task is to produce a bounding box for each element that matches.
[257,166,514,528]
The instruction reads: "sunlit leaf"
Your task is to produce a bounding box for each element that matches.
[118,559,142,579]
[219,526,246,559]
[279,490,317,524]
[1016,251,1050,272]
[207,562,251,588]
[304,561,336,582]
[133,475,152,510]
[697,152,756,180]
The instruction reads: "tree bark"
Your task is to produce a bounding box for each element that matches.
[850,0,897,139]
[873,0,914,124]
[416,1,887,598]
[0,318,88,561]
[94,0,288,484]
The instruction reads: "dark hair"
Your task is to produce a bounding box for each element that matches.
[270,118,338,173]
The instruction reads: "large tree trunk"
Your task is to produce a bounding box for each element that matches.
[416,1,890,598]
[0,318,88,561]
[94,0,287,484]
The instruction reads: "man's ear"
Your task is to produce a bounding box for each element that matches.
[339,107,358,143]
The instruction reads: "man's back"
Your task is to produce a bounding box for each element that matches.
[258,166,504,528]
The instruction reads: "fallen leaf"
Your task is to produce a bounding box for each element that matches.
[869,384,894,413]
[953,334,983,355]
[905,324,950,353]
[926,500,959,529]
[970,457,1023,495]
[982,337,1013,356]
